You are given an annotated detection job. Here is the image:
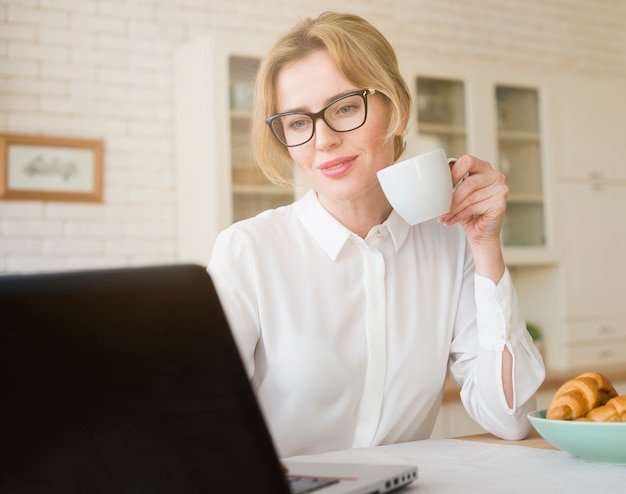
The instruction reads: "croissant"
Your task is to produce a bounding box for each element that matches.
[578,395,626,422]
[546,372,618,420]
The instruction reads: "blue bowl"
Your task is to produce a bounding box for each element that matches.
[527,409,626,465]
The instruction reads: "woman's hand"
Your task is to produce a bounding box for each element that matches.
[439,155,508,282]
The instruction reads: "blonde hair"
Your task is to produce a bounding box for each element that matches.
[252,11,411,185]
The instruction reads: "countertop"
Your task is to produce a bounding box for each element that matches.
[457,427,556,450]
[286,430,625,493]
[442,363,626,403]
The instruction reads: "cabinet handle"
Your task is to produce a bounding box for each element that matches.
[598,349,612,359]
[591,182,604,192]
[597,325,611,335]
[589,170,604,191]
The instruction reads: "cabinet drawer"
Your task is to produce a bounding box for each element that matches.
[567,319,626,343]
[568,341,626,368]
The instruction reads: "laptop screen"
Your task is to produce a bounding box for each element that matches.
[1,264,290,493]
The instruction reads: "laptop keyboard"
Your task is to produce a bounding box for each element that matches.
[287,475,339,493]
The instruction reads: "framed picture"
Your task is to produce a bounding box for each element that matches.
[0,133,104,202]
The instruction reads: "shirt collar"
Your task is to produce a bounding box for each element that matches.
[293,189,411,260]
[293,190,351,261]
[383,208,410,251]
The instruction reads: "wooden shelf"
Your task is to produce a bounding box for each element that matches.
[418,122,467,136]
[498,129,541,142]
[232,183,294,196]
[507,193,544,204]
[503,246,558,266]
[230,109,252,120]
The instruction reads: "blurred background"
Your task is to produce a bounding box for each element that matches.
[1,0,625,374]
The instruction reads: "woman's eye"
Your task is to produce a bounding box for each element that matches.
[334,102,360,117]
[339,104,356,114]
[287,117,311,131]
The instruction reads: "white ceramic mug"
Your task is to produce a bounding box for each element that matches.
[377,148,453,225]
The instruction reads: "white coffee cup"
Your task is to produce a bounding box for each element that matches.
[377,148,453,225]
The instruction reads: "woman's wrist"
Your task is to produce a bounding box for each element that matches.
[471,238,505,284]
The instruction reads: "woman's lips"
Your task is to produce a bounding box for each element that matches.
[317,156,357,177]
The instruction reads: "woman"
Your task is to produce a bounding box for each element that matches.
[208,11,545,457]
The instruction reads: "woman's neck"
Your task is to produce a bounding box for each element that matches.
[317,185,393,239]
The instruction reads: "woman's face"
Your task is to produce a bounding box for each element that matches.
[274,49,397,210]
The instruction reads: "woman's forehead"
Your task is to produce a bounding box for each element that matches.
[274,50,356,112]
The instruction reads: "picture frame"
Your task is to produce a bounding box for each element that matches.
[0,133,104,203]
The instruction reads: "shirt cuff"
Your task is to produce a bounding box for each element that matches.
[474,268,515,352]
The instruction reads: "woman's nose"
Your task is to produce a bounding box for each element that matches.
[313,118,340,150]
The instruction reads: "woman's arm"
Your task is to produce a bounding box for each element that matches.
[441,155,540,418]
[450,266,545,440]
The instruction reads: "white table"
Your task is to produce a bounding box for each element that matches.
[286,432,624,493]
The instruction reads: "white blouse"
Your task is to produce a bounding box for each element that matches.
[208,189,545,457]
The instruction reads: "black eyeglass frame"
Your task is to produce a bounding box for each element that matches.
[265,89,376,147]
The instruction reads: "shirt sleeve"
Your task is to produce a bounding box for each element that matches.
[207,227,261,379]
[449,268,546,440]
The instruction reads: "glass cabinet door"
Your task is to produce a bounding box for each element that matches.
[415,77,467,158]
[496,86,545,247]
[229,56,294,222]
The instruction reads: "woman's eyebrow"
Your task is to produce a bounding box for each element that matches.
[278,89,357,114]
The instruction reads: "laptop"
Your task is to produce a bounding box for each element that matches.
[1,264,417,493]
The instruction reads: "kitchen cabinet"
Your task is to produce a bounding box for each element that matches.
[174,32,297,264]
[554,77,626,182]
[406,65,626,371]
[431,400,485,439]
[559,183,626,319]
[176,37,556,266]
[496,86,546,250]
[406,62,556,266]
[554,77,626,369]
[557,182,626,368]
[512,75,626,370]
[415,77,467,159]
[229,56,295,222]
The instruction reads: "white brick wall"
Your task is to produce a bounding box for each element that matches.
[1,0,625,273]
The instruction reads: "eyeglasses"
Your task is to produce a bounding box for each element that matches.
[265,89,376,147]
